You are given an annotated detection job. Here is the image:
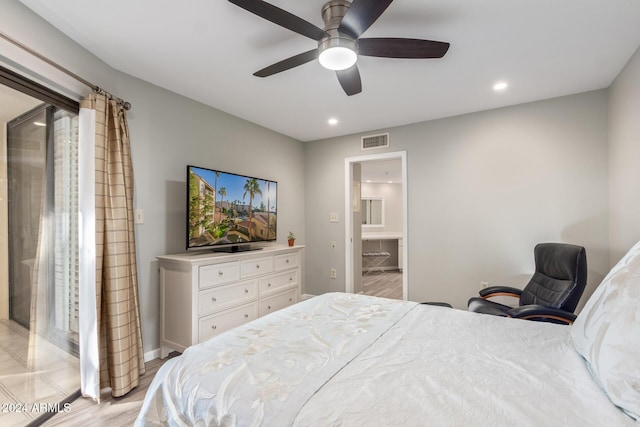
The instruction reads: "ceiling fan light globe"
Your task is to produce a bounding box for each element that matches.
[319,46,357,70]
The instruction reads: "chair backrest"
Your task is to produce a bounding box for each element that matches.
[519,243,587,312]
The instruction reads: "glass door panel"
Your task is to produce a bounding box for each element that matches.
[7,106,47,329]
[1,86,80,426]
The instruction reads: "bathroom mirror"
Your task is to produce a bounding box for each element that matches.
[362,197,384,227]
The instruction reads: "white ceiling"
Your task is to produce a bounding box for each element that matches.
[18,0,640,142]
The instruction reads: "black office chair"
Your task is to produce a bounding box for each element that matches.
[468,243,587,324]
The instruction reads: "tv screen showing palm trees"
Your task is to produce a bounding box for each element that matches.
[187,165,277,250]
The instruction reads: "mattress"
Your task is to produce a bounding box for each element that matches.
[135,292,636,426]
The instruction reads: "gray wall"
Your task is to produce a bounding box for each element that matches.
[608,46,640,265]
[2,0,306,356]
[305,90,610,310]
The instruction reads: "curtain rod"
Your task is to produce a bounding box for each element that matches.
[0,30,131,110]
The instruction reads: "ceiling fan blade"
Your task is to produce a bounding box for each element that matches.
[336,65,362,96]
[228,0,328,41]
[338,0,394,39]
[254,49,319,77]
[358,38,450,58]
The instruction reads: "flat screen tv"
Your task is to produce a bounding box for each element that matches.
[187,165,277,252]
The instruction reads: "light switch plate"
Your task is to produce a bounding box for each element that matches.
[135,208,144,224]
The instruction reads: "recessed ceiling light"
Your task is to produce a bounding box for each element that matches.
[328,118,338,125]
[493,81,508,91]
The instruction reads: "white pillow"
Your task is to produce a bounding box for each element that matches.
[570,240,640,420]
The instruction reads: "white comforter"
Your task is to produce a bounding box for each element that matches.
[136,293,637,426]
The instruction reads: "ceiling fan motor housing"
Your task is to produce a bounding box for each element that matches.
[319,0,358,58]
[321,0,350,31]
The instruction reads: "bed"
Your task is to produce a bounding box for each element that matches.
[135,241,640,426]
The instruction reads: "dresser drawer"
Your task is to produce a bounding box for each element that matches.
[259,270,297,296]
[198,302,258,342]
[199,280,258,316]
[259,288,297,317]
[274,252,298,271]
[240,256,274,278]
[199,261,240,289]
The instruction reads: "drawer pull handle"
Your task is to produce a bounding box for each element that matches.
[256,264,260,269]
[286,259,290,263]
[211,325,217,330]
[218,271,223,277]
[211,297,217,302]
[244,289,249,293]
[268,283,271,287]
[267,305,271,310]
[289,298,293,302]
[244,314,249,318]
[289,277,293,281]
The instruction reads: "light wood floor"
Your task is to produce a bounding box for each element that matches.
[41,354,176,427]
[360,270,403,300]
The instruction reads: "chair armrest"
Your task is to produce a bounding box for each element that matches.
[479,286,522,299]
[506,305,577,325]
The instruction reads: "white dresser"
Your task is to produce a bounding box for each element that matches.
[158,245,304,358]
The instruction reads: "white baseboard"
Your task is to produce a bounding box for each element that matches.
[300,293,316,300]
[144,348,161,362]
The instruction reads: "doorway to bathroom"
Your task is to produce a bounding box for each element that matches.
[344,151,407,300]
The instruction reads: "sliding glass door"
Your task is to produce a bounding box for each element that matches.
[1,81,81,425]
[7,103,80,350]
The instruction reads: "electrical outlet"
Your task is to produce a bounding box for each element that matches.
[330,212,339,223]
[330,268,337,279]
[480,281,490,289]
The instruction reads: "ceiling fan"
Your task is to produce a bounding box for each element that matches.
[228,0,450,96]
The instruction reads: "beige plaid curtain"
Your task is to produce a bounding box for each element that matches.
[80,93,144,398]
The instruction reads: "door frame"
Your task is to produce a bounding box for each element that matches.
[344,150,408,299]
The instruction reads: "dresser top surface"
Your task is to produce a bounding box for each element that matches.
[158,245,304,266]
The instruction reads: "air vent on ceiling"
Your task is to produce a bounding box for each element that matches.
[361,133,389,150]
